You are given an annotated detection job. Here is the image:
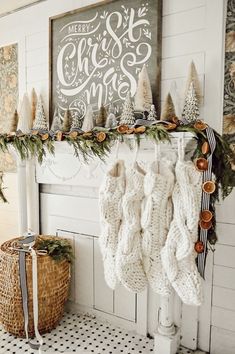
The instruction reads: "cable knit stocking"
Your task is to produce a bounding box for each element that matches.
[161,160,203,305]
[141,160,174,295]
[99,160,125,289]
[116,162,147,293]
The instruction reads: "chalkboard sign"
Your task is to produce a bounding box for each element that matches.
[49,0,162,124]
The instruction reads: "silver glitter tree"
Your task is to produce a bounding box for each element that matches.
[147,104,157,121]
[119,92,135,126]
[182,82,200,122]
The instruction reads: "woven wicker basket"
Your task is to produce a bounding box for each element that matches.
[0,236,71,337]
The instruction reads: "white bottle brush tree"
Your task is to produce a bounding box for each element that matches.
[33,96,48,131]
[120,92,136,126]
[18,93,33,133]
[182,82,200,122]
[182,61,202,122]
[82,105,94,131]
[51,107,62,132]
[147,104,157,121]
[71,113,82,130]
[134,64,153,112]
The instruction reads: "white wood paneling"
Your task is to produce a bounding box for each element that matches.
[26,46,48,67]
[216,190,235,224]
[94,239,113,314]
[114,285,136,322]
[213,265,235,290]
[214,245,235,268]
[162,30,205,58]
[163,0,205,16]
[213,286,235,311]
[216,223,235,246]
[211,326,235,354]
[163,7,205,37]
[26,31,48,51]
[212,307,235,332]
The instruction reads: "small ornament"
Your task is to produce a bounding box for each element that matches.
[71,114,81,130]
[161,93,176,122]
[31,88,37,122]
[199,219,212,230]
[97,132,106,142]
[182,82,200,122]
[18,93,33,133]
[194,241,204,254]
[194,120,207,131]
[134,126,146,134]
[201,141,210,154]
[32,95,48,131]
[9,110,19,132]
[135,64,153,112]
[106,113,117,128]
[120,92,135,126]
[51,108,62,132]
[82,105,94,131]
[200,210,213,222]
[96,104,107,127]
[117,125,129,134]
[147,104,157,121]
[62,109,71,132]
[202,180,216,194]
[195,157,208,172]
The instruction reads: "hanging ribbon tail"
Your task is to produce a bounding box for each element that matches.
[19,251,29,342]
[197,126,216,278]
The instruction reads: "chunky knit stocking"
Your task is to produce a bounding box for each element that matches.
[116,162,147,293]
[141,160,174,295]
[161,160,203,305]
[99,160,125,289]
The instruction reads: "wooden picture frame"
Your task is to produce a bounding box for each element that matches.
[49,0,162,125]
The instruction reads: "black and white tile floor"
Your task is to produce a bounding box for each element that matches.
[0,312,194,354]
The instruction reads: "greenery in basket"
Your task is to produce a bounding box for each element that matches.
[35,237,74,263]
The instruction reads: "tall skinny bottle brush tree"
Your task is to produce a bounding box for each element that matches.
[120,92,135,126]
[134,64,153,112]
[160,93,176,122]
[33,96,48,130]
[182,82,200,122]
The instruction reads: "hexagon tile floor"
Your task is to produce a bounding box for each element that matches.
[0,312,194,354]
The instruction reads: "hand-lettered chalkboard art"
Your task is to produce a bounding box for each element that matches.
[49,0,162,126]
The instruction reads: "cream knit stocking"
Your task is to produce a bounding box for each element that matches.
[161,160,203,305]
[141,160,174,295]
[116,162,147,293]
[99,160,125,289]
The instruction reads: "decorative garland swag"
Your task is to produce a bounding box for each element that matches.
[0,118,234,275]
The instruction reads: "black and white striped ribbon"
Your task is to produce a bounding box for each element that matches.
[197,126,216,278]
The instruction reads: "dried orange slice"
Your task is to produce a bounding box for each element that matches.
[56,131,63,141]
[199,219,212,230]
[195,157,208,172]
[201,141,210,155]
[194,120,208,130]
[69,131,78,139]
[97,131,106,142]
[200,210,213,222]
[117,125,129,134]
[40,133,49,141]
[134,126,146,133]
[202,180,216,194]
[194,241,204,253]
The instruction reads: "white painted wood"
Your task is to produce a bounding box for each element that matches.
[163,7,205,38]
[26,31,48,51]
[162,53,205,80]
[56,230,76,302]
[27,63,48,83]
[163,0,205,16]
[213,286,235,311]
[16,159,28,234]
[212,306,235,332]
[216,223,235,246]
[26,46,48,67]
[162,30,205,58]
[181,305,198,350]
[26,159,39,233]
[213,265,235,290]
[214,245,235,268]
[0,0,45,17]
[211,326,235,354]
[94,238,113,315]
[114,284,136,322]
[216,190,235,224]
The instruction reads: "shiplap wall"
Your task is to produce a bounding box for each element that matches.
[0,0,233,352]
